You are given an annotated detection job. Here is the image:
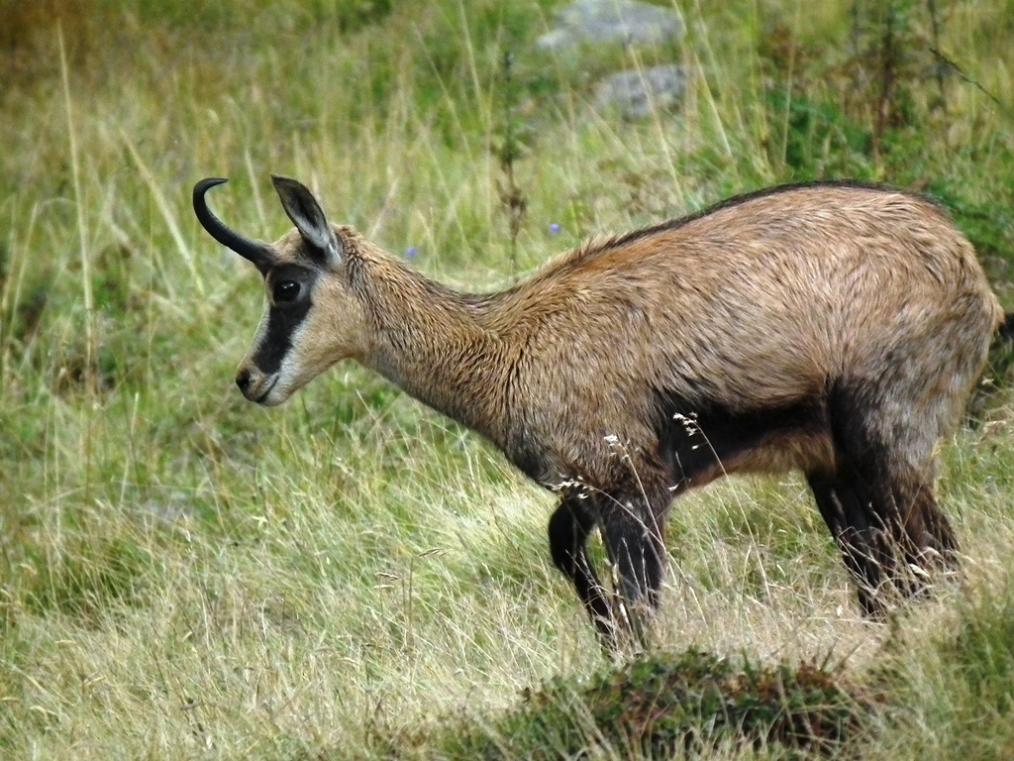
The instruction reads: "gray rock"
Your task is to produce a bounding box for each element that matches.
[537,0,684,51]
[595,64,687,119]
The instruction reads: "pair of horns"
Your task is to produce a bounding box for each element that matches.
[193,176,341,273]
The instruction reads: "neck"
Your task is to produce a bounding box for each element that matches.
[353,252,512,444]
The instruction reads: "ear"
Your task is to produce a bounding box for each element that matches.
[271,175,343,269]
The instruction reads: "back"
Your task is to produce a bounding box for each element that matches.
[509,184,998,402]
[499,183,1001,483]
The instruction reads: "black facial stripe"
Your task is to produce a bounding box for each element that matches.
[253,300,312,374]
[253,264,318,375]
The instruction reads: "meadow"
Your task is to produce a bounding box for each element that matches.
[1,0,1013,758]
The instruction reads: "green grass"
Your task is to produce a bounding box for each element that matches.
[393,648,873,759]
[2,0,1014,758]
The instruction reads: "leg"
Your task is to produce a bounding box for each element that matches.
[808,473,889,616]
[887,470,958,567]
[599,496,667,645]
[809,459,959,616]
[547,497,615,642]
[880,465,959,599]
[823,381,961,615]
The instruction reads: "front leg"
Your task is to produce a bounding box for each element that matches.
[600,496,667,648]
[547,497,617,644]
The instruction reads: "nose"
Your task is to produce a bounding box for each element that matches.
[234,365,277,403]
[236,368,252,394]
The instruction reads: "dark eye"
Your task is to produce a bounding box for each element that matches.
[273,280,300,303]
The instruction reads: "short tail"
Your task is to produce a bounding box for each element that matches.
[967,312,1014,424]
[1000,313,1014,342]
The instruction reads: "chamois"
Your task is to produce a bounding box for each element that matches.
[194,176,1005,646]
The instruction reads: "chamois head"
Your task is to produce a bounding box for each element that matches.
[193,176,369,406]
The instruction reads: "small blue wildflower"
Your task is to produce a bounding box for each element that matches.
[549,222,561,235]
[405,246,419,259]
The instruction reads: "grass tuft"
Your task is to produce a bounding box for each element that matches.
[392,648,871,759]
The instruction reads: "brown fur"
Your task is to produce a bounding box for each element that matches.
[225,181,1005,646]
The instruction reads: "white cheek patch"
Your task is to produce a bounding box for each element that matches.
[273,318,313,396]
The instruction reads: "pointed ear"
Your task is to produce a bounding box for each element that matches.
[271,175,343,269]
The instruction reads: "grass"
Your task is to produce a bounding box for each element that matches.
[1,0,1013,758]
[392,649,874,759]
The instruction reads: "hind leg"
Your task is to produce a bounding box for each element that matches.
[842,437,958,573]
[889,470,958,567]
[807,473,889,616]
[819,391,960,614]
[812,461,958,615]
[876,463,959,603]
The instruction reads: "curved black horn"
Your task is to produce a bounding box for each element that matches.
[193,178,275,274]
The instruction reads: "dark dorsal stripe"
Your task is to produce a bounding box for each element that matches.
[595,180,944,256]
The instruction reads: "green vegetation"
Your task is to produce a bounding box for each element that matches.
[396,649,872,759]
[1,0,1012,758]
